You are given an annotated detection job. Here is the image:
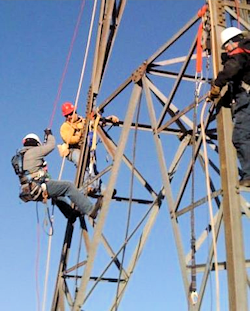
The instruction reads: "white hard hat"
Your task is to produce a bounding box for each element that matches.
[221,27,243,48]
[23,133,41,145]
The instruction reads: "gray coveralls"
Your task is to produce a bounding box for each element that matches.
[22,134,93,216]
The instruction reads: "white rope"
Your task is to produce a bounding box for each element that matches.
[200,102,220,311]
[59,0,98,178]
[73,0,98,112]
[41,1,98,310]
[41,222,53,311]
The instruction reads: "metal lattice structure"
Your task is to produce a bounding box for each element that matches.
[51,1,250,310]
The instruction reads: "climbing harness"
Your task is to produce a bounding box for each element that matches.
[11,149,49,203]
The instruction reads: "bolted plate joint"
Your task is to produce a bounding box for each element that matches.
[131,62,148,83]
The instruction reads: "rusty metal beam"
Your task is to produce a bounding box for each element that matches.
[51,2,250,310]
[72,83,142,311]
[209,0,248,310]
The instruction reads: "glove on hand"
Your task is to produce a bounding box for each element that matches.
[206,84,221,102]
[110,115,119,124]
[44,128,52,141]
[44,128,52,136]
[105,115,119,125]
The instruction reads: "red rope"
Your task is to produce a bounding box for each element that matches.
[196,5,208,74]
[196,23,203,73]
[36,222,41,311]
[48,0,86,129]
[197,4,207,18]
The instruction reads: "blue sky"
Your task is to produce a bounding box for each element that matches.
[2,1,248,310]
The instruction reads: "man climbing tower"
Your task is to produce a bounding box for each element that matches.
[207,27,250,186]
[12,129,103,221]
[58,102,119,195]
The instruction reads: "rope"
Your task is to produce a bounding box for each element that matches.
[189,87,198,306]
[42,1,99,310]
[189,13,207,304]
[35,203,41,311]
[196,22,203,73]
[198,4,220,307]
[204,51,214,311]
[48,0,86,129]
[41,203,54,311]
[42,204,54,236]
[200,102,220,311]
[58,0,98,179]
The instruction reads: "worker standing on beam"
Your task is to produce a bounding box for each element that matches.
[207,27,250,186]
[58,102,119,195]
[12,129,103,221]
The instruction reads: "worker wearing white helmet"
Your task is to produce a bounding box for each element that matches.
[12,128,103,221]
[220,27,243,49]
[207,27,250,186]
[23,133,42,146]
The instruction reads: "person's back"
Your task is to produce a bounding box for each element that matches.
[237,37,250,85]
[22,133,55,173]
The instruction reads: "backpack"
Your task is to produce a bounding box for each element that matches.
[11,149,45,203]
[11,149,26,177]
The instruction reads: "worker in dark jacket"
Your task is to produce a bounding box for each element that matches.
[207,27,250,186]
[16,129,102,221]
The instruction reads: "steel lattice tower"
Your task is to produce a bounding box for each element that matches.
[51,1,250,310]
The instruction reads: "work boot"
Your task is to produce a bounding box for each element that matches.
[239,179,250,187]
[89,196,103,219]
[68,209,81,224]
[53,198,81,223]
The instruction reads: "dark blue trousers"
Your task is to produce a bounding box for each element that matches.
[232,91,250,180]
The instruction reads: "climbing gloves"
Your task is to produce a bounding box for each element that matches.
[206,83,221,102]
[44,128,52,141]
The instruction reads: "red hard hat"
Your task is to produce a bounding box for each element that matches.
[62,102,74,116]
